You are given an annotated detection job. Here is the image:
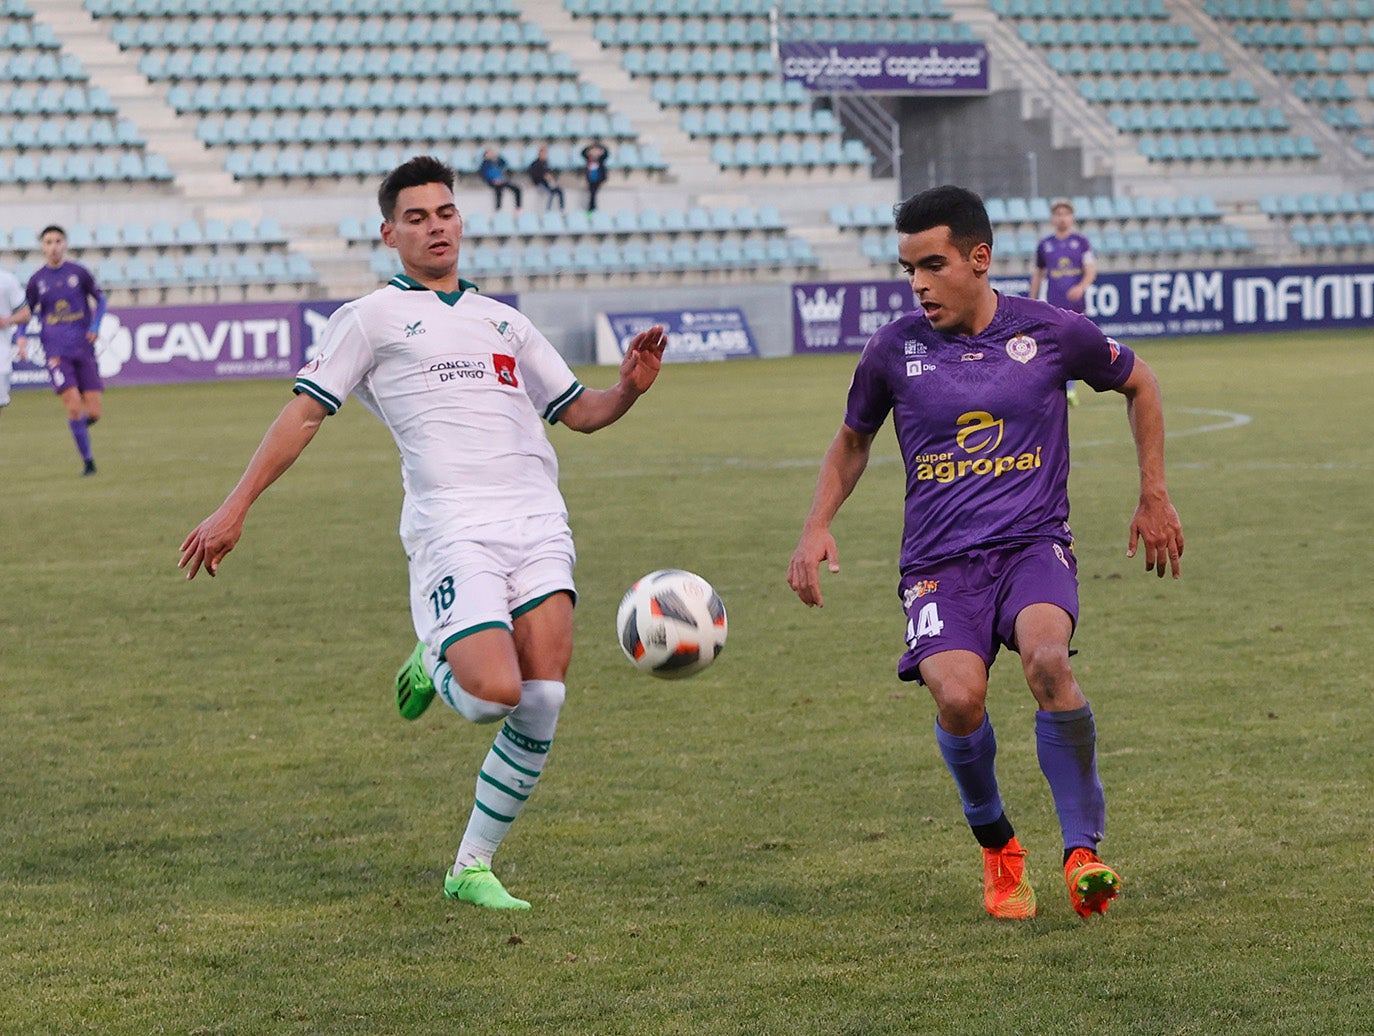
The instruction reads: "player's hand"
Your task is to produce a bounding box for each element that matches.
[787,526,841,607]
[1127,494,1184,578]
[15,336,26,361]
[620,324,666,394]
[178,506,245,580]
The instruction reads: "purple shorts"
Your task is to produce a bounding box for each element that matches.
[48,351,103,396]
[896,539,1079,682]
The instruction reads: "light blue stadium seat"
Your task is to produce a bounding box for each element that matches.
[168,220,201,248]
[179,254,209,283]
[148,221,177,248]
[96,257,125,286]
[123,256,153,287]
[540,212,569,237]
[545,243,576,273]
[93,222,122,250]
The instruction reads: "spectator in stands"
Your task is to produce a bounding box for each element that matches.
[527,145,565,212]
[1029,198,1097,406]
[478,149,523,212]
[0,262,33,417]
[17,226,107,475]
[580,138,610,213]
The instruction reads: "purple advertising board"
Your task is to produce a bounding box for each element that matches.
[10,292,521,390]
[792,280,914,353]
[793,264,1374,352]
[778,41,990,94]
[9,300,303,389]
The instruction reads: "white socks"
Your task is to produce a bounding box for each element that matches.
[454,679,566,871]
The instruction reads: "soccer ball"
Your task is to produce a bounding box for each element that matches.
[615,569,727,679]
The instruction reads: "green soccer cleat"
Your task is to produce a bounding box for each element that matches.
[443,862,531,910]
[394,641,435,720]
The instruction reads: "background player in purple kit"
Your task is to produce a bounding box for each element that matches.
[17,225,108,475]
[1029,198,1097,406]
[787,185,1183,921]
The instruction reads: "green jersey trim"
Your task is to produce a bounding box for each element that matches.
[293,377,342,414]
[543,381,585,424]
[387,273,479,307]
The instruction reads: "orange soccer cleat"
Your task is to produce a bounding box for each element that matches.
[1065,847,1122,917]
[983,836,1038,920]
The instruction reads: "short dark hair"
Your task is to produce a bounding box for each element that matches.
[892,185,993,256]
[40,224,66,240]
[378,155,455,220]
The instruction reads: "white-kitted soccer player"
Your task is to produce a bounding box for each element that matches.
[0,261,33,413]
[180,155,667,910]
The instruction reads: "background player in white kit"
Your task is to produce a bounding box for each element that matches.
[180,156,667,910]
[0,262,33,414]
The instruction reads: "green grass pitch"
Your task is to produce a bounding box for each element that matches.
[2,329,1371,1034]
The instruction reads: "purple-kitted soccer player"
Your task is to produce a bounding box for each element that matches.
[787,185,1184,922]
[18,225,107,476]
[1029,198,1097,406]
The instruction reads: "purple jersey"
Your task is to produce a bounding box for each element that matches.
[25,261,105,359]
[1034,232,1094,313]
[844,293,1135,573]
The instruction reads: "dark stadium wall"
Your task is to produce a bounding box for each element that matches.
[893,89,1111,201]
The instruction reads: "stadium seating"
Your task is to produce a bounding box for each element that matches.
[0,0,1364,302]
[89,0,667,187]
[831,189,1254,270]
[567,0,882,175]
[354,199,812,284]
[995,0,1331,166]
[1204,0,1374,154]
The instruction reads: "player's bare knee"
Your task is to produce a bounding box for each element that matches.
[1021,644,1078,703]
[462,673,523,708]
[931,687,987,734]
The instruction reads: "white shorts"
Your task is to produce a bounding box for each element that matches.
[408,512,577,657]
[0,339,11,407]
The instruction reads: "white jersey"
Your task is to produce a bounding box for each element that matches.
[0,267,23,318]
[294,275,585,549]
[0,267,24,404]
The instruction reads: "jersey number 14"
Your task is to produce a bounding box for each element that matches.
[905,602,944,646]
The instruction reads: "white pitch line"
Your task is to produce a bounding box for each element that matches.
[565,406,1255,479]
[1073,406,1252,449]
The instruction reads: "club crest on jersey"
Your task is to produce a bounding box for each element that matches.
[1005,334,1037,364]
[492,353,518,387]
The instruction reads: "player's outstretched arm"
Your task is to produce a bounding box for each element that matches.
[787,424,875,607]
[559,324,666,432]
[1117,357,1184,578]
[179,394,329,579]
